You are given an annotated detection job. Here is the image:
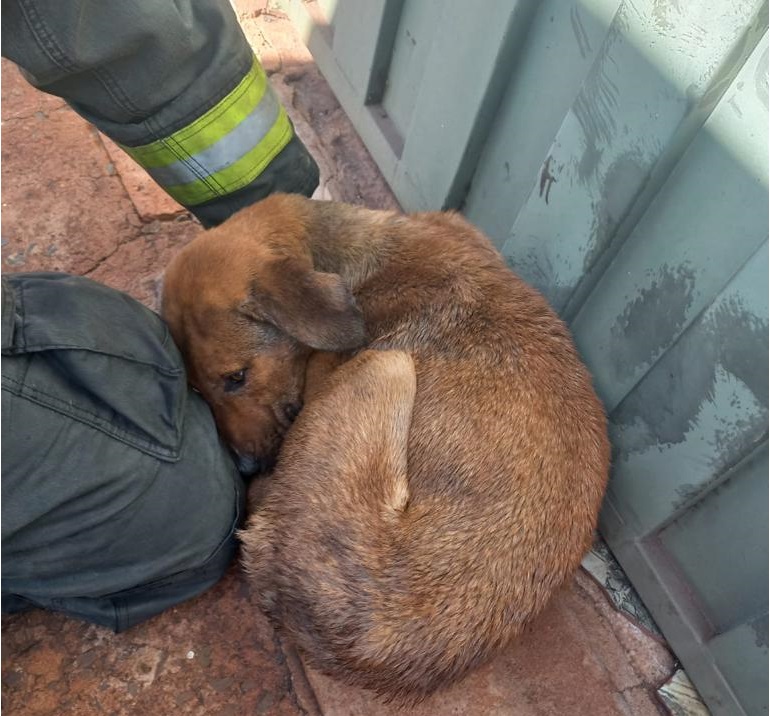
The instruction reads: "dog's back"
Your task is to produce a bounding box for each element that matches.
[239,202,609,700]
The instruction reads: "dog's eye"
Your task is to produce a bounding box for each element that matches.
[223,369,247,393]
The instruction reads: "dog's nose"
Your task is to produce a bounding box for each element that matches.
[283,401,302,424]
[233,452,275,477]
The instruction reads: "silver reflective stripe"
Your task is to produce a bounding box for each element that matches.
[145,86,281,188]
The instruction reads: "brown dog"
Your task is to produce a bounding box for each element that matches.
[161,194,609,700]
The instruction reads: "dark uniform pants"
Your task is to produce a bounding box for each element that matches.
[2,273,246,631]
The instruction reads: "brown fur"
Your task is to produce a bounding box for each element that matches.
[161,194,610,700]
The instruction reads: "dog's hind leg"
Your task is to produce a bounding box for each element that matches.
[293,349,417,515]
[240,349,416,616]
[351,350,416,515]
[241,347,416,538]
[240,349,419,692]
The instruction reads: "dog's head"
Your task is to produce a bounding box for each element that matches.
[162,197,367,475]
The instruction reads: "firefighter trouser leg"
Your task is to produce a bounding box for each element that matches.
[1,0,319,227]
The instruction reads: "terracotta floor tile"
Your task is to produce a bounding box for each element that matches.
[2,568,307,716]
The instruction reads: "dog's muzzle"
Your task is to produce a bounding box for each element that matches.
[233,452,276,477]
[231,401,302,476]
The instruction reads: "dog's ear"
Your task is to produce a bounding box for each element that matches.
[243,257,367,351]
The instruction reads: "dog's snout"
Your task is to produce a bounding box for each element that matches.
[283,401,302,424]
[223,403,298,476]
[233,452,275,477]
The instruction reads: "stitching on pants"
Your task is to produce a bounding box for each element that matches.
[2,374,181,459]
[17,0,77,74]
[18,0,148,117]
[141,51,253,147]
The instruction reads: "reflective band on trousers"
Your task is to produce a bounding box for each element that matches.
[119,56,292,206]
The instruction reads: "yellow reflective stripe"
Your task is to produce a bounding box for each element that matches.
[144,87,281,188]
[162,106,293,206]
[121,56,268,169]
[117,55,295,206]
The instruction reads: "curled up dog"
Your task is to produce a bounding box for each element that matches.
[161,194,610,701]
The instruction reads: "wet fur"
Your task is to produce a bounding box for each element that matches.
[161,194,610,700]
